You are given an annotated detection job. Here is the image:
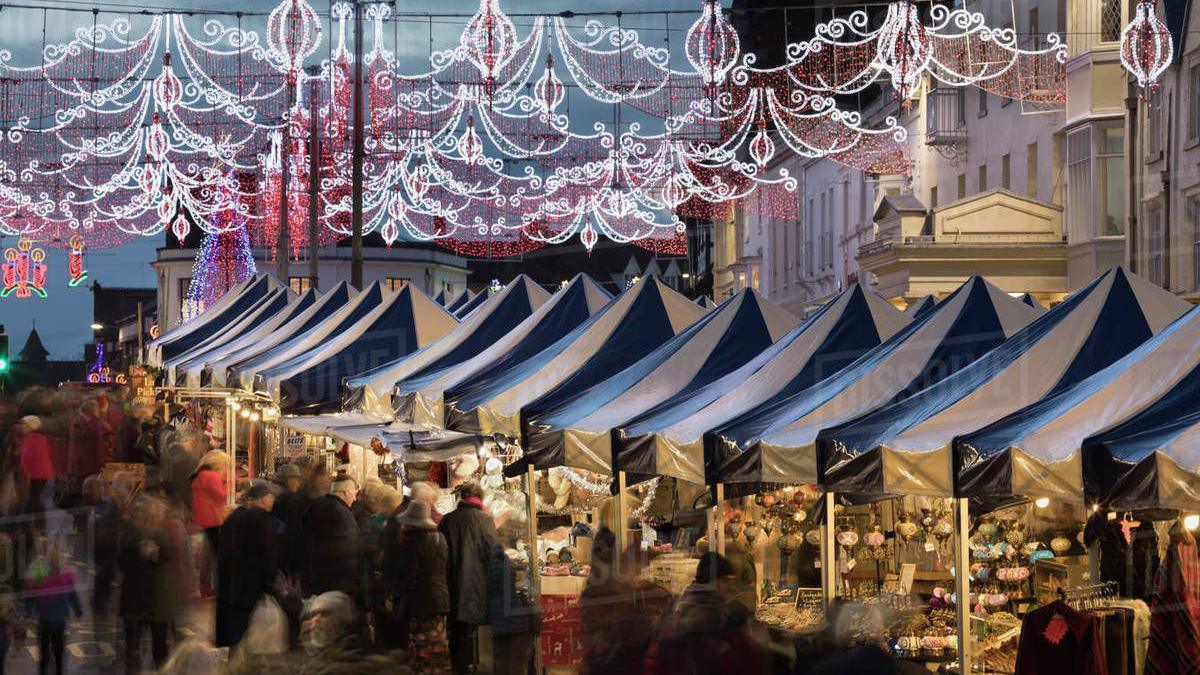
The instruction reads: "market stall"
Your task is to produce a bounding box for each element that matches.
[444,288,475,314]
[148,275,281,366]
[343,275,551,415]
[390,274,611,427]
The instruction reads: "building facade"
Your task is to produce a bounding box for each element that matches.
[724,0,1195,313]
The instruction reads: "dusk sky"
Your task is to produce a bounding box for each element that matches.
[0,0,714,359]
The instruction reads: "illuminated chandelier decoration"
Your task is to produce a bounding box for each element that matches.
[0,0,1070,257]
[1,238,48,299]
[183,183,258,321]
[1120,0,1173,92]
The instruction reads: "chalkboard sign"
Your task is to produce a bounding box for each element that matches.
[795,587,823,611]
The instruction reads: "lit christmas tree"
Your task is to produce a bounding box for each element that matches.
[183,190,256,321]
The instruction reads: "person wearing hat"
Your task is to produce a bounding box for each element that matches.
[386,499,450,672]
[438,482,499,674]
[297,476,361,601]
[215,481,281,649]
[18,415,54,513]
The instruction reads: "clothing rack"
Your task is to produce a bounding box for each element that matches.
[1057,581,1120,609]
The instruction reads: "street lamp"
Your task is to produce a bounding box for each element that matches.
[90,323,103,330]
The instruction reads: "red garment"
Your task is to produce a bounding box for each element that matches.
[66,412,112,478]
[19,430,55,481]
[1015,599,1107,675]
[191,469,228,529]
[1146,530,1200,675]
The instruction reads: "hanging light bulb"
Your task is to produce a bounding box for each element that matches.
[1120,0,1173,92]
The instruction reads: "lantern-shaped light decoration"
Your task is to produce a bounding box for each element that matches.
[748,114,775,169]
[1120,0,1173,92]
[876,1,931,101]
[534,55,566,114]
[267,0,323,74]
[153,53,183,111]
[461,0,518,94]
[685,0,740,90]
[460,116,484,163]
[68,234,88,287]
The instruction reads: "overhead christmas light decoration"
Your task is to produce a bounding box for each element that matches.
[183,184,258,321]
[1,238,48,299]
[1121,0,1173,92]
[87,343,113,383]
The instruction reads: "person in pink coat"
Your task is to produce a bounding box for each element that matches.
[19,415,54,513]
[191,450,230,597]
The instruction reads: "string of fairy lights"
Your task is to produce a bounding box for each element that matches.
[0,0,1175,271]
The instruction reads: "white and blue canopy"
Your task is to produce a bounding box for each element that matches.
[955,304,1200,505]
[343,275,551,414]
[612,284,909,485]
[445,275,705,445]
[1080,310,1200,511]
[433,289,449,306]
[444,288,474,314]
[707,277,1038,492]
[453,288,491,318]
[166,288,308,387]
[696,296,717,309]
[818,268,1189,499]
[206,283,355,387]
[228,282,389,389]
[269,284,458,414]
[522,289,799,477]
[391,274,612,427]
[905,295,938,318]
[148,275,281,367]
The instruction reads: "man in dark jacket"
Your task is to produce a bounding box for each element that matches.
[216,481,280,648]
[271,464,305,577]
[117,495,181,674]
[438,482,499,675]
[299,477,361,601]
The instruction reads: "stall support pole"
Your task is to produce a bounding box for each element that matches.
[821,492,837,611]
[525,465,542,672]
[714,483,726,556]
[616,470,628,577]
[226,403,236,507]
[954,497,974,675]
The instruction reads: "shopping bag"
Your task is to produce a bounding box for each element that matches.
[242,595,288,655]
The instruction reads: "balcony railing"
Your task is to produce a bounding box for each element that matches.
[926,87,967,146]
[858,235,935,257]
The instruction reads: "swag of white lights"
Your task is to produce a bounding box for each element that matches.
[0,0,1067,253]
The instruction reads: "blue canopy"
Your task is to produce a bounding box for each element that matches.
[454,289,490,318]
[212,282,354,387]
[149,275,281,365]
[818,268,1190,498]
[433,289,448,306]
[523,289,799,477]
[957,304,1200,505]
[905,295,938,318]
[438,275,701,442]
[274,285,457,414]
[445,289,473,314]
[391,274,612,427]
[709,276,1039,492]
[613,284,910,484]
[343,275,551,414]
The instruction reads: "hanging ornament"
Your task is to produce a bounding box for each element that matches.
[461,0,518,95]
[580,224,598,253]
[267,0,323,73]
[68,234,88,287]
[534,55,565,113]
[748,115,775,169]
[1120,0,1173,92]
[876,1,931,102]
[1,238,48,299]
[685,0,740,90]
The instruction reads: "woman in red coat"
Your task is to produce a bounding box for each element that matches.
[19,415,55,513]
[191,450,230,597]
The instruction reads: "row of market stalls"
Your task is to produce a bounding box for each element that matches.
[149,268,1200,673]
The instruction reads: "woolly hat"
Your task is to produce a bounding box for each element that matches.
[330,476,358,495]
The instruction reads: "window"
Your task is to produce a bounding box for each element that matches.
[978,164,988,191]
[1098,125,1125,236]
[1067,128,1093,239]
[1146,88,1162,155]
[1027,7,1040,48]
[386,277,409,291]
[930,185,938,209]
[1001,154,1011,190]
[978,88,988,117]
[1190,197,1200,290]
[821,190,833,270]
[289,276,312,294]
[1190,66,1200,141]
[1026,142,1039,198]
[445,282,455,295]
[957,173,966,200]
[1100,0,1123,42]
[1147,206,1164,287]
[178,278,191,314]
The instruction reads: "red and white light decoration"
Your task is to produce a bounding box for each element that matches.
[1,238,48,299]
[68,234,88,287]
[1121,0,1173,92]
[0,0,1069,257]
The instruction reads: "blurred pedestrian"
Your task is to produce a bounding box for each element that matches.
[409,481,442,524]
[190,450,229,598]
[487,546,537,675]
[272,464,305,578]
[438,482,498,675]
[298,477,360,599]
[117,495,182,674]
[23,542,82,675]
[18,416,54,514]
[389,499,450,673]
[359,485,398,645]
[216,481,280,648]
[66,399,111,502]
